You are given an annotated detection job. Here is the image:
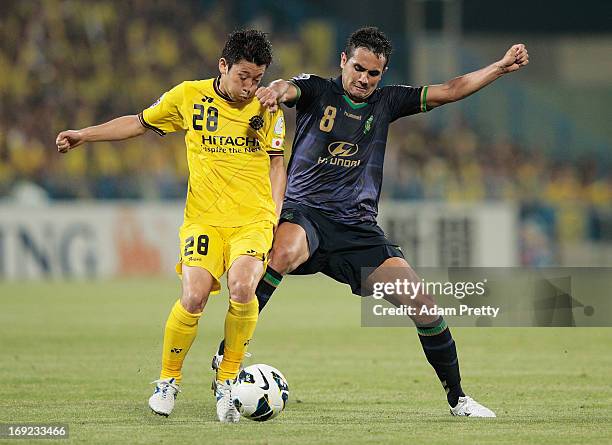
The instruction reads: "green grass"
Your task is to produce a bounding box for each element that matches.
[1,277,611,444]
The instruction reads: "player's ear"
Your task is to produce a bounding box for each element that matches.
[340,52,347,69]
[219,58,229,75]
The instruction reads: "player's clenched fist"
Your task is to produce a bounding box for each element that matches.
[256,86,280,112]
[498,44,529,73]
[55,130,84,153]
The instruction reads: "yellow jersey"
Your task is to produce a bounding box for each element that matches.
[139,78,285,227]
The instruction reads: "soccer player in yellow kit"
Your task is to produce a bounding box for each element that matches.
[55,30,286,423]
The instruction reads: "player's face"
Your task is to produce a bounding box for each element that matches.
[219,58,266,102]
[340,47,386,101]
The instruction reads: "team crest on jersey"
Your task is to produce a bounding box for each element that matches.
[249,115,264,130]
[364,115,374,134]
[292,73,312,81]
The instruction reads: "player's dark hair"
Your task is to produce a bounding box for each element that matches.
[221,29,273,68]
[345,27,393,68]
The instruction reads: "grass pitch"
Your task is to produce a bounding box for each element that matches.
[1,277,611,444]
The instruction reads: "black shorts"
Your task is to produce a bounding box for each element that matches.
[279,201,404,296]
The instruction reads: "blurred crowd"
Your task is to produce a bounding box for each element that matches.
[382,121,612,264]
[1,1,611,265]
[0,0,332,200]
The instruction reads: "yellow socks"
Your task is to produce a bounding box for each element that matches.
[217,298,258,381]
[160,299,202,383]
[159,297,257,383]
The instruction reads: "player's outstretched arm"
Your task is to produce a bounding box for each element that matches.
[425,44,529,109]
[256,80,299,112]
[269,155,287,223]
[56,115,147,153]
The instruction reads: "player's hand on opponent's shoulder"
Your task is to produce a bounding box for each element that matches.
[255,86,281,112]
[497,44,529,73]
[56,130,84,153]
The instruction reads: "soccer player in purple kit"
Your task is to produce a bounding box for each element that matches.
[214,26,529,417]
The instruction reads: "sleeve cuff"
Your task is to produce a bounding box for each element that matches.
[138,112,166,136]
[284,81,301,108]
[420,86,429,113]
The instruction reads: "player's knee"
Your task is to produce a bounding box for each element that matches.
[181,285,209,313]
[270,244,305,274]
[228,279,256,304]
[409,294,438,325]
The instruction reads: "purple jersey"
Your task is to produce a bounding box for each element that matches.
[284,74,424,224]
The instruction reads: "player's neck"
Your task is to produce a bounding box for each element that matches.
[215,76,235,102]
[343,92,366,105]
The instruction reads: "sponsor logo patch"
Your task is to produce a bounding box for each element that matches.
[327,141,359,157]
[274,116,284,135]
[318,141,361,167]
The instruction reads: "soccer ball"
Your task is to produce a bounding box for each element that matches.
[232,364,289,421]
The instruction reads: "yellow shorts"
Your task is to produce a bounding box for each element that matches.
[176,219,274,293]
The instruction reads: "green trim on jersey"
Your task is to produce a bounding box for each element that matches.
[421,85,429,112]
[342,94,369,110]
[287,81,301,107]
